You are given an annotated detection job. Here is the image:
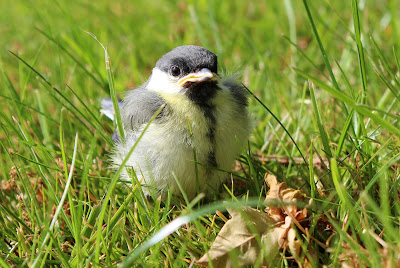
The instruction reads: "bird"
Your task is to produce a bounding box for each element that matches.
[102,45,251,200]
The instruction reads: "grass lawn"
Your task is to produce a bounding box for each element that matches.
[1,0,400,267]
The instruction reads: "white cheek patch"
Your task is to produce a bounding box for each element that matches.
[147,68,184,95]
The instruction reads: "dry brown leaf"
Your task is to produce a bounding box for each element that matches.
[264,174,311,266]
[264,173,306,218]
[198,174,310,267]
[197,206,282,267]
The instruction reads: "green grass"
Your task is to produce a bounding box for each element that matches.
[1,0,400,267]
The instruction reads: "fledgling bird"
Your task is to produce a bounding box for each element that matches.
[104,45,250,199]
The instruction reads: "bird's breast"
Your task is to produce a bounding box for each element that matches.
[158,92,215,153]
[155,91,219,175]
[156,85,249,172]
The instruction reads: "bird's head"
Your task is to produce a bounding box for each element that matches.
[146,46,219,97]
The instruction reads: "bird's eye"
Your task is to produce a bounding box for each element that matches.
[170,66,181,77]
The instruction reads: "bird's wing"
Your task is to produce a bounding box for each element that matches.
[101,88,165,143]
[120,88,166,131]
[222,78,249,108]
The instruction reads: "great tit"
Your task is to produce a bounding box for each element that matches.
[102,45,250,199]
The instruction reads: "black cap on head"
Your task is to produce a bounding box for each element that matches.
[155,45,218,78]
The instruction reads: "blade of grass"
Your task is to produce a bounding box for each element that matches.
[373,68,400,103]
[12,117,59,201]
[330,158,349,219]
[309,142,315,199]
[31,133,79,267]
[20,42,45,100]
[351,0,372,160]
[309,81,332,158]
[302,0,350,120]
[352,0,367,104]
[302,0,341,93]
[83,31,125,143]
[283,0,297,94]
[362,151,400,194]
[242,140,261,194]
[295,69,400,136]
[0,94,58,124]
[0,256,10,268]
[186,116,200,198]
[35,90,53,150]
[336,109,355,156]
[287,82,308,177]
[119,198,264,267]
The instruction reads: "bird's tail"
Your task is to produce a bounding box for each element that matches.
[100,98,122,121]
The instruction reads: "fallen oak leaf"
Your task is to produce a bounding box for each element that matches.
[198,174,312,267]
[264,173,306,218]
[197,206,284,267]
[265,174,317,266]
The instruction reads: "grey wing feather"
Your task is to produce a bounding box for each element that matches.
[101,89,165,144]
[222,78,249,108]
[121,87,166,132]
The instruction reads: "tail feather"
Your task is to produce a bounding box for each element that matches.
[100,98,122,121]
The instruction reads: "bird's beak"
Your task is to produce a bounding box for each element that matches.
[177,68,218,88]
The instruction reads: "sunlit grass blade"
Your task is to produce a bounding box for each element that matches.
[295,69,400,136]
[0,94,58,124]
[20,42,45,101]
[309,81,332,158]
[302,0,341,93]
[35,90,53,149]
[119,198,263,267]
[302,0,352,124]
[31,133,79,267]
[83,31,125,144]
[11,117,57,199]
[330,158,349,219]
[373,68,400,103]
[308,142,315,199]
[352,0,367,104]
[336,109,354,156]
[0,256,10,268]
